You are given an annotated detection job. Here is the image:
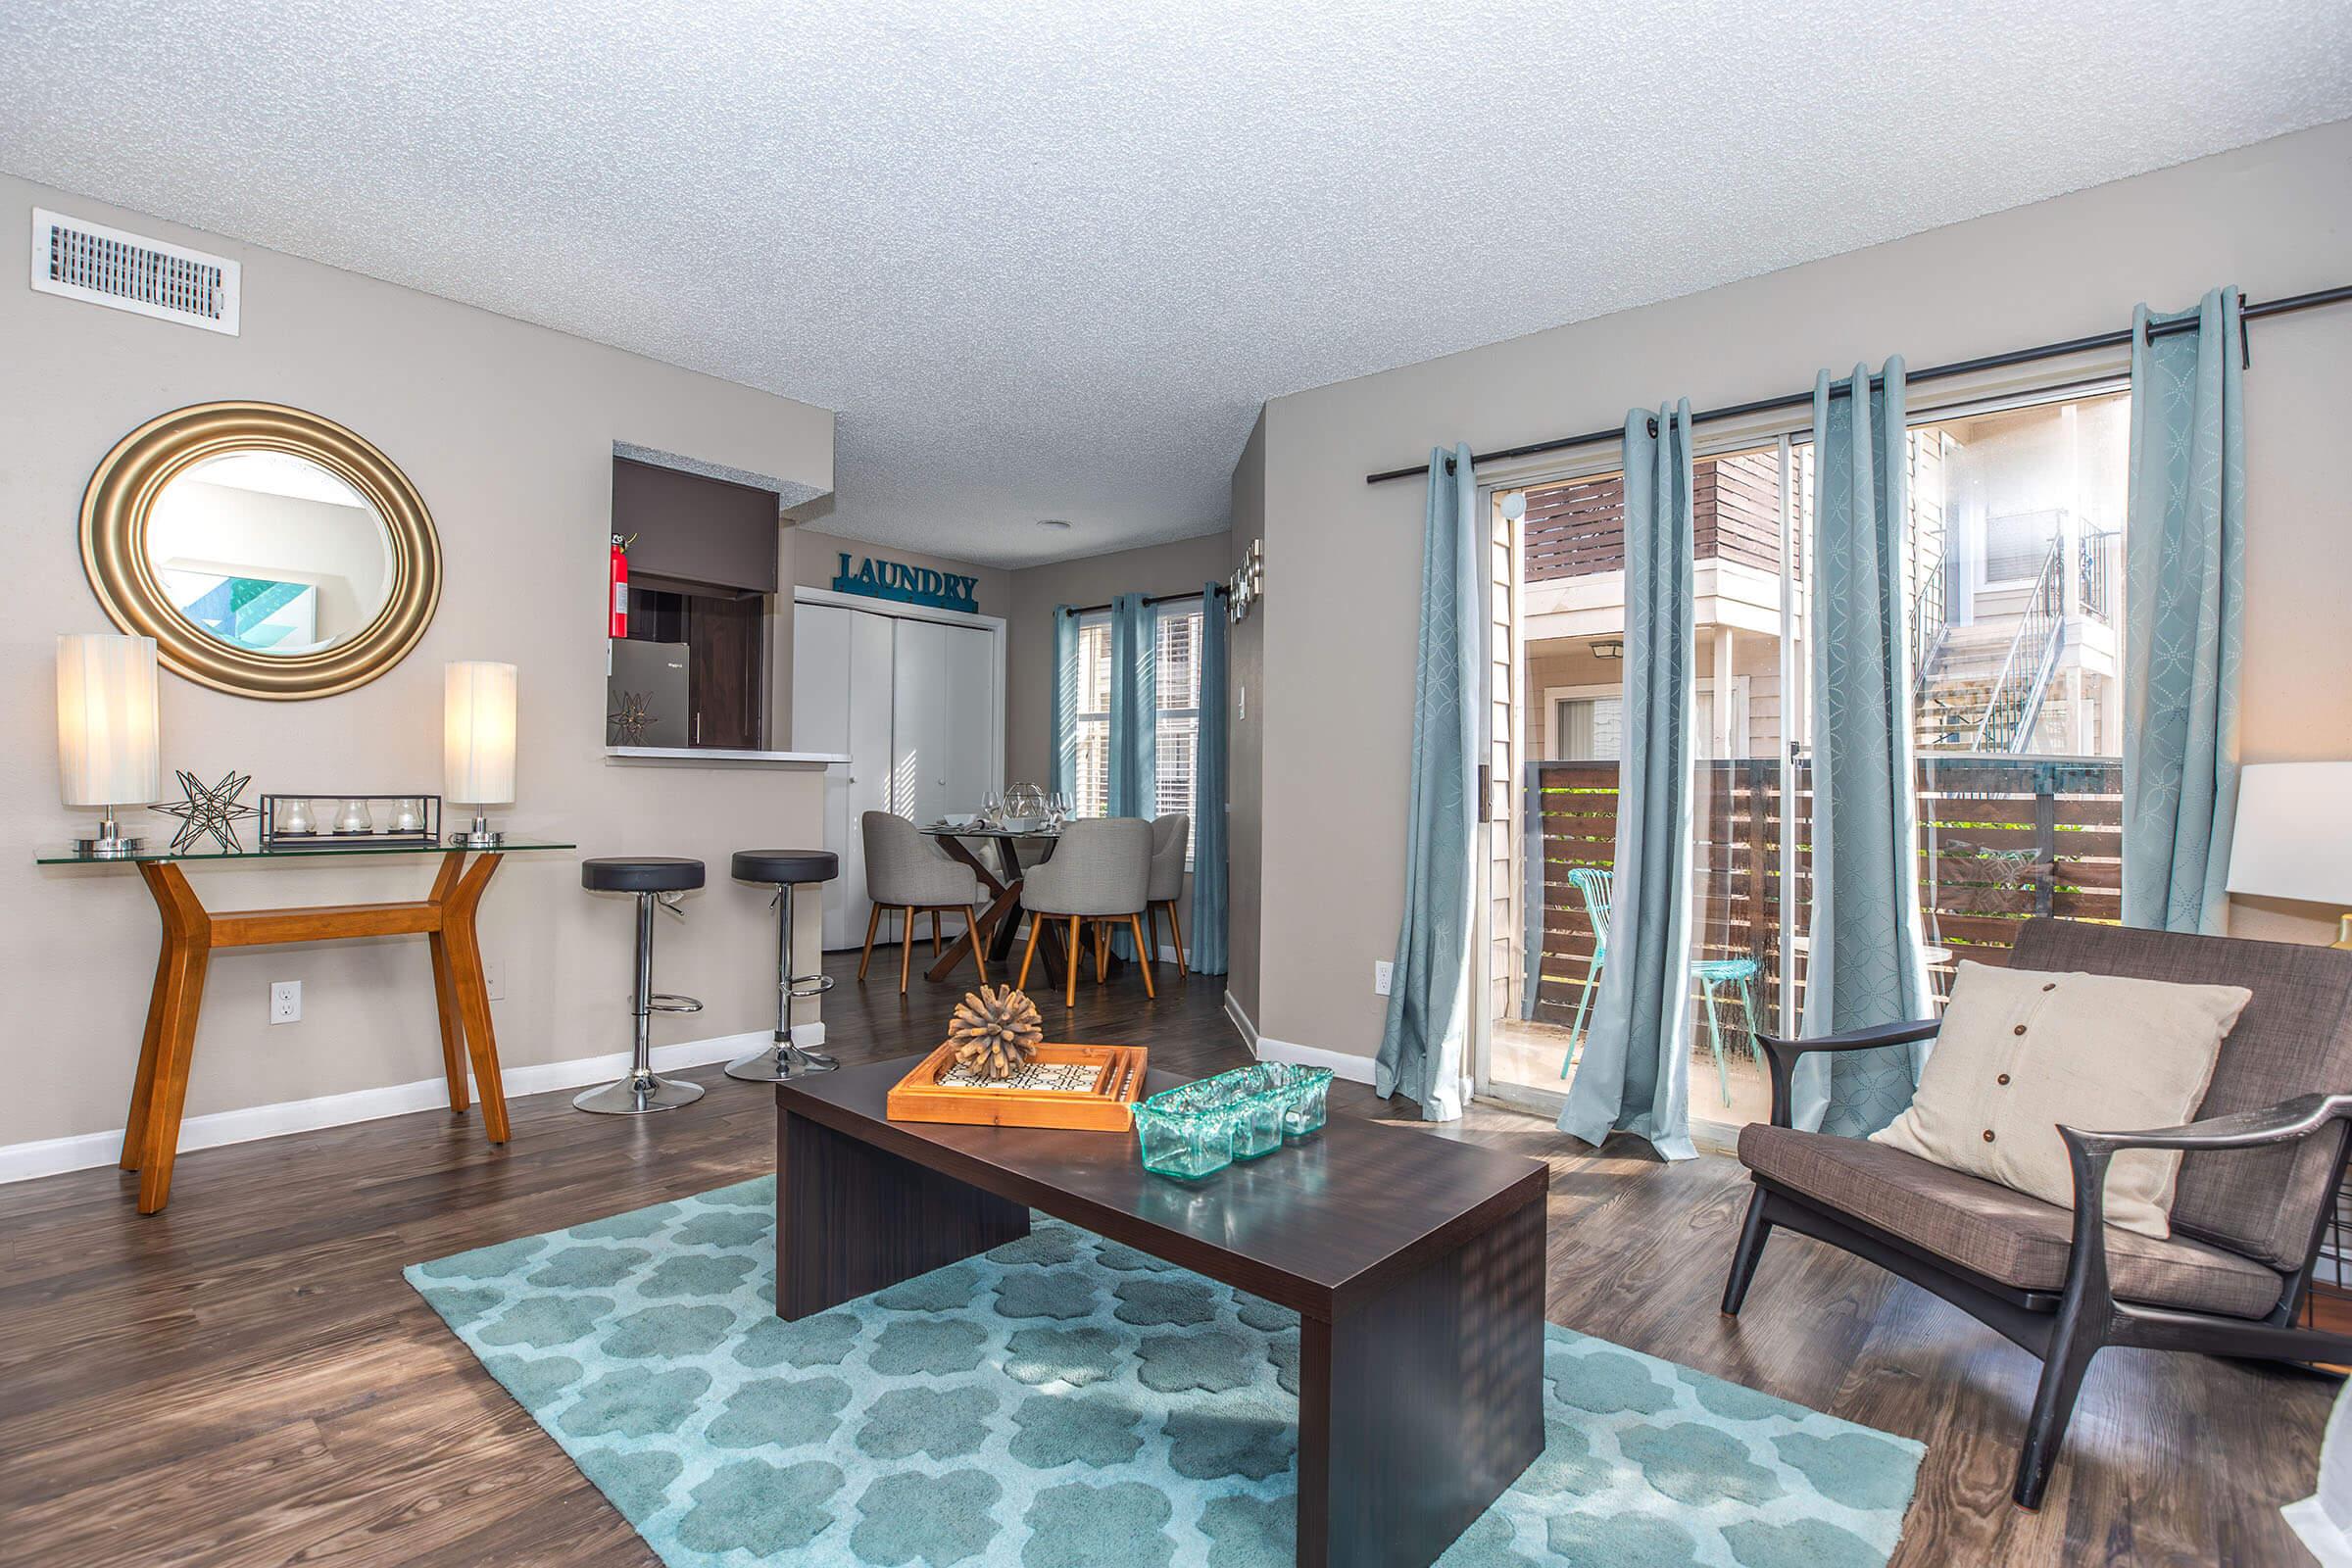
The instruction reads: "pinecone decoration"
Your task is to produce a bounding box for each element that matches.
[948,985,1045,1081]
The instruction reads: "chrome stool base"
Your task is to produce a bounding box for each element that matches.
[724,1035,839,1081]
[574,1070,706,1115]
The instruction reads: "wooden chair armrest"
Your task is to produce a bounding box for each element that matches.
[1754,1019,1942,1127]
[2051,1094,2352,1313]
[2058,1093,2352,1158]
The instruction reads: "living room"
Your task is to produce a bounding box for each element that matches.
[6,6,2352,1566]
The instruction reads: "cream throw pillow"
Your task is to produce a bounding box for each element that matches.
[1870,960,2250,1240]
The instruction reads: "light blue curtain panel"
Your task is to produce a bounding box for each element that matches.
[2122,288,2245,935]
[1189,581,1230,975]
[1106,592,1158,816]
[1558,405,1698,1161]
[1794,359,1936,1138]
[1106,592,1159,958]
[1375,444,1479,1123]
[1050,606,1080,803]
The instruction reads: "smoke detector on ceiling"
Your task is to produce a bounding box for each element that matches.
[29,207,240,335]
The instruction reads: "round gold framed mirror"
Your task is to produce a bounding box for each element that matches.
[80,402,441,700]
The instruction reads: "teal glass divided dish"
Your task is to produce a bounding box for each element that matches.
[1267,1061,1333,1136]
[1133,1095,1237,1180]
[1134,1062,1337,1180]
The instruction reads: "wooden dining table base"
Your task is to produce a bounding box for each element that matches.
[118,850,511,1213]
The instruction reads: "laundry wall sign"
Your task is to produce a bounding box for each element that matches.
[830,553,980,613]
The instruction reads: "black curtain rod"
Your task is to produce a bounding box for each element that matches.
[1366,283,2352,485]
[1062,586,1224,617]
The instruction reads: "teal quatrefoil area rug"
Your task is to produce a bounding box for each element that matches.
[408,1177,1922,1567]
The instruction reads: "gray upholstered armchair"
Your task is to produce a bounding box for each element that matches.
[1723,917,2352,1509]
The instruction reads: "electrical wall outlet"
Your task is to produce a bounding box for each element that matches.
[1373,960,1393,996]
[270,980,302,1025]
[484,958,507,1003]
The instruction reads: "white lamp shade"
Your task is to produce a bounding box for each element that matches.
[2227,762,2352,906]
[444,661,516,806]
[57,633,160,807]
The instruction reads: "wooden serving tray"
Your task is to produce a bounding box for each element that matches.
[886,1042,1150,1132]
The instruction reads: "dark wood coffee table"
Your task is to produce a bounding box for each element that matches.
[776,1057,1548,1568]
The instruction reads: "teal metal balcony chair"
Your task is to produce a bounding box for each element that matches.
[1556,864,1764,1105]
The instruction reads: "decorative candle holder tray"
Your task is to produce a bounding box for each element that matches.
[886,1042,1150,1132]
[260,793,441,849]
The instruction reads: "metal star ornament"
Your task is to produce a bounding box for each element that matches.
[608,690,656,746]
[155,768,259,853]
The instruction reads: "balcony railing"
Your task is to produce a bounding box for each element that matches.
[1521,755,2125,1038]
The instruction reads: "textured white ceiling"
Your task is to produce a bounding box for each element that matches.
[4,2,2348,567]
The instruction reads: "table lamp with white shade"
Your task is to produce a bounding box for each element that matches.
[445,661,515,850]
[57,633,160,858]
[2227,761,2352,950]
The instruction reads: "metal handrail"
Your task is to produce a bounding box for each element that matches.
[2078,528,2118,623]
[1971,533,2069,754]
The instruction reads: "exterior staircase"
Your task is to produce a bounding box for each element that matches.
[1912,534,2071,755]
[1915,626,2078,753]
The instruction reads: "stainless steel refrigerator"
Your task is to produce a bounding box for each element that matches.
[607,639,690,748]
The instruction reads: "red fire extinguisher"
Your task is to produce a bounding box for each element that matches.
[609,533,630,638]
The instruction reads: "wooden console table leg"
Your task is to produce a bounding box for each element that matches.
[135,863,214,1215]
[120,872,177,1170]
[425,853,469,1113]
[442,853,510,1143]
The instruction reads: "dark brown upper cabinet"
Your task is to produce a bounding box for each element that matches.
[612,456,780,595]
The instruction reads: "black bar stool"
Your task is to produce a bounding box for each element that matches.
[575,857,708,1114]
[726,849,840,1080]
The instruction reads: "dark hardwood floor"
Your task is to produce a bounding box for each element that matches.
[0,951,2331,1566]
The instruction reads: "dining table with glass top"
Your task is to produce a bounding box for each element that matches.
[35,836,574,1212]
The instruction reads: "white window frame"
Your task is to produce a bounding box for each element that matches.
[1153,599,1205,860]
[1541,678,1748,761]
[1072,610,1112,819]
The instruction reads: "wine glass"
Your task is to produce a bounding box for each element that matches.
[981,789,1002,828]
[1048,790,1069,828]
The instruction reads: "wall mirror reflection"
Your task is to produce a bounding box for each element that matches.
[145,450,397,657]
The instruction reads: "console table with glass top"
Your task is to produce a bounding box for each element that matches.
[37,838,575,1213]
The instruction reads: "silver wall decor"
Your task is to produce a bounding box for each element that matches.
[1226,537,1264,623]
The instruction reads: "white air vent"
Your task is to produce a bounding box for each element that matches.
[30,207,239,334]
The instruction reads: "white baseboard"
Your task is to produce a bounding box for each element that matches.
[1251,1030,1379,1086]
[0,1023,824,1187]
[1222,991,1259,1050]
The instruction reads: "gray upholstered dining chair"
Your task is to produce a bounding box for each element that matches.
[1146,812,1191,975]
[858,811,985,994]
[1017,816,1155,1007]
[1723,917,2352,1510]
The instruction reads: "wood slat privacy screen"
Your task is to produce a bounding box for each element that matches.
[1522,450,1792,585]
[1526,756,2125,1033]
